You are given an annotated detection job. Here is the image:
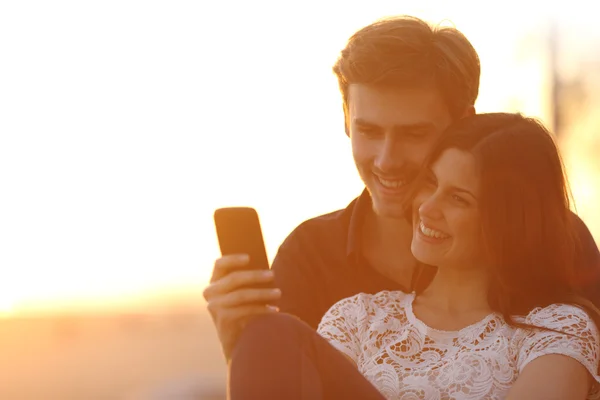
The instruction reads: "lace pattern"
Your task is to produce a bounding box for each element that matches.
[317,291,600,400]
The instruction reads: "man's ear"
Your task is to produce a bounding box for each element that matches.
[462,105,476,118]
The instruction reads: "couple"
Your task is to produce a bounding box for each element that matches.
[204,16,600,399]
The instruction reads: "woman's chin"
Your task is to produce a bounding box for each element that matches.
[411,246,438,266]
[413,238,451,265]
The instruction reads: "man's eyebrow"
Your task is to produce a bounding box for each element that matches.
[353,118,436,131]
[394,122,437,132]
[353,118,380,127]
[405,122,436,129]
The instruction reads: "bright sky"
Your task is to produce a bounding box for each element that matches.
[0,1,598,315]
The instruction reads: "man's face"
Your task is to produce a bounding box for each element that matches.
[347,84,453,219]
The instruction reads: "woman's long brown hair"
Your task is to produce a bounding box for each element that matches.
[407,113,600,365]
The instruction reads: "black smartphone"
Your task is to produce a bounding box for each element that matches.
[213,207,271,273]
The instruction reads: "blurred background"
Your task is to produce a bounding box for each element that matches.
[0,1,598,399]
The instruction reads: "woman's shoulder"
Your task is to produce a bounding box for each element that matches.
[514,303,598,339]
[320,290,415,333]
[319,290,412,332]
[345,290,413,313]
[523,303,594,325]
[512,302,600,388]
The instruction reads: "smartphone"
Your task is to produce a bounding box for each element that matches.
[213,207,271,273]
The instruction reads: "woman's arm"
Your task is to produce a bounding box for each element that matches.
[508,303,600,399]
[506,354,591,400]
[317,293,370,366]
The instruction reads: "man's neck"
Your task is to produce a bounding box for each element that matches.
[361,208,417,288]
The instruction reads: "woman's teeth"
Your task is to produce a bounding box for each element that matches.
[419,221,449,239]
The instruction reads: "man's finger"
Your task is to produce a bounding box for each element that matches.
[203,269,274,301]
[209,254,250,283]
[207,287,281,310]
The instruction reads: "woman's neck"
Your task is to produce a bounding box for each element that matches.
[418,263,490,314]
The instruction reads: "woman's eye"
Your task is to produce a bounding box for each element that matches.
[452,194,468,205]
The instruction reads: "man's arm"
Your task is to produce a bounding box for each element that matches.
[571,212,600,304]
[204,210,348,360]
[203,255,281,361]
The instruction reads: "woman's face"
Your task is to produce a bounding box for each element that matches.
[411,148,483,269]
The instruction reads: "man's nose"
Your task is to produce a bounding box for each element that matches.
[374,135,404,173]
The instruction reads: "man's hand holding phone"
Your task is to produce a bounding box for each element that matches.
[202,208,282,361]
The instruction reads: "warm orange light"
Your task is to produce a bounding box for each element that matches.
[1,3,597,316]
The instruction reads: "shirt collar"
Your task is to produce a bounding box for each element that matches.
[346,188,372,262]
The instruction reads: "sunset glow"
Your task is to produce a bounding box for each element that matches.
[1,1,598,316]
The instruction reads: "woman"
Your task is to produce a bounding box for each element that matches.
[228,113,600,399]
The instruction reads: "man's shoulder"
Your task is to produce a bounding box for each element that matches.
[294,206,349,232]
[568,211,600,304]
[282,197,359,245]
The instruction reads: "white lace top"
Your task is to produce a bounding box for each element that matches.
[317,291,600,400]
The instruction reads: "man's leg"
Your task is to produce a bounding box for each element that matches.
[229,313,385,400]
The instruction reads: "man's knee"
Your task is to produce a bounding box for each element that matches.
[244,312,306,339]
[230,313,319,399]
[235,313,311,354]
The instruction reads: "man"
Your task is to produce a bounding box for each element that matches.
[203,15,600,360]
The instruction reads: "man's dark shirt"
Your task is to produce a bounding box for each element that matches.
[272,189,600,329]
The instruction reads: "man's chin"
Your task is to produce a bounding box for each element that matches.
[372,200,409,220]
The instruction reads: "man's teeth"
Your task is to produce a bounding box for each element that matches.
[419,221,449,239]
[378,177,405,189]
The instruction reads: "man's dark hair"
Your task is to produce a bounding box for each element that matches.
[333,16,481,120]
